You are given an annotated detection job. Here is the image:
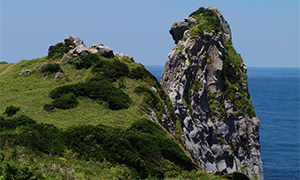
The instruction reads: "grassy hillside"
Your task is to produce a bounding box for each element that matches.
[0,39,250,179]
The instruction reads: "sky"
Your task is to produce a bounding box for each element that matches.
[1,0,299,67]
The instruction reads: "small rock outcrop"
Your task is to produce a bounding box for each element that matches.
[54,72,64,79]
[48,35,135,64]
[160,7,263,180]
[19,69,31,76]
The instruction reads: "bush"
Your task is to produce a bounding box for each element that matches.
[49,80,131,110]
[128,66,156,80]
[40,63,62,74]
[48,42,75,59]
[0,115,36,130]
[63,118,197,178]
[18,123,65,155]
[92,59,129,80]
[68,53,100,70]
[51,92,78,110]
[3,105,20,117]
[1,161,44,180]
[134,86,165,118]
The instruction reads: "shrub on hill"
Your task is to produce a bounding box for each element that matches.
[48,80,131,110]
[63,118,197,178]
[3,105,20,117]
[128,66,156,80]
[48,42,75,59]
[92,58,129,80]
[134,86,165,119]
[0,115,36,130]
[68,53,100,70]
[39,63,62,74]
[51,92,79,110]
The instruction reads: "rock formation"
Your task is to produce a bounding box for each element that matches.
[48,35,134,62]
[160,7,263,179]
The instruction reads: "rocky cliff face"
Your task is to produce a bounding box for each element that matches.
[160,7,263,179]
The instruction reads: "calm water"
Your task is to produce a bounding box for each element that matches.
[145,65,300,180]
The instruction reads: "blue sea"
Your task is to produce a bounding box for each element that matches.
[145,65,300,180]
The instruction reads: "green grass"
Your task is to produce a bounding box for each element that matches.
[187,7,223,38]
[0,56,160,129]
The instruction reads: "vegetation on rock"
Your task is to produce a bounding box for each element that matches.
[188,7,223,37]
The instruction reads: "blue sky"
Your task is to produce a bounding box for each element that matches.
[1,0,299,67]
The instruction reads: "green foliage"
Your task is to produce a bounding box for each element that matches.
[176,45,185,54]
[51,92,79,110]
[92,58,129,80]
[0,116,65,155]
[1,161,43,180]
[192,79,203,92]
[188,7,222,38]
[134,86,165,120]
[3,105,20,117]
[128,66,156,80]
[49,80,131,110]
[223,40,255,118]
[214,171,251,180]
[48,42,75,59]
[39,63,62,74]
[0,115,36,130]
[68,53,100,70]
[64,118,197,178]
[217,137,224,144]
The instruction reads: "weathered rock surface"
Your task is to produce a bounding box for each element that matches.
[170,17,196,44]
[19,69,31,76]
[160,7,263,180]
[97,44,114,57]
[54,72,64,79]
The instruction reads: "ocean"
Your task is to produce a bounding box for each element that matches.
[145,65,300,180]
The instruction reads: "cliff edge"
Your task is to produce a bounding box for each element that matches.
[160,7,263,179]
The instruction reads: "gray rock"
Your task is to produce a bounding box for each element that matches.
[160,7,263,180]
[169,17,196,44]
[72,44,90,57]
[19,69,31,76]
[97,45,114,57]
[61,53,71,61]
[207,7,231,42]
[125,55,135,62]
[64,35,84,46]
[51,163,56,170]
[150,87,157,93]
[67,168,75,174]
[54,72,64,79]
[38,62,49,72]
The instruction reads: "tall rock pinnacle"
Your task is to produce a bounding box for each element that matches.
[160,7,263,179]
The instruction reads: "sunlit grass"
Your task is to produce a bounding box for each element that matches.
[0,57,151,129]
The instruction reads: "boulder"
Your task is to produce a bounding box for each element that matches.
[125,55,135,62]
[64,35,84,46]
[54,72,64,79]
[70,44,90,57]
[169,17,196,44]
[97,44,114,57]
[150,87,157,93]
[19,69,31,76]
[38,62,49,72]
[61,53,71,61]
